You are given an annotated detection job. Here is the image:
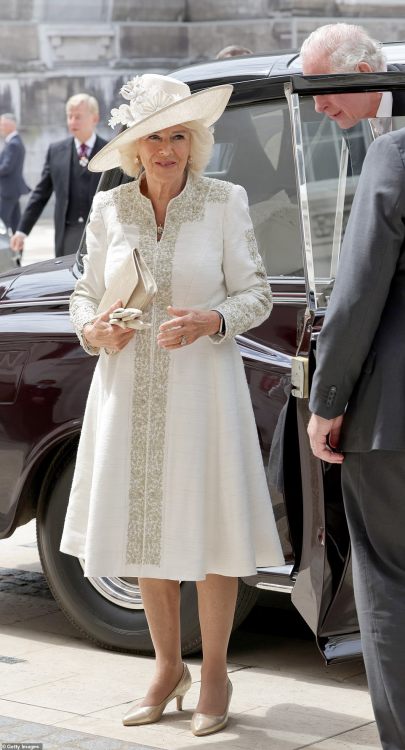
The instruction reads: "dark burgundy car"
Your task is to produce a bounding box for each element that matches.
[1,48,405,662]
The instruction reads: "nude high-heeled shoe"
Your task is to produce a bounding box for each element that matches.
[122,663,192,726]
[191,677,233,737]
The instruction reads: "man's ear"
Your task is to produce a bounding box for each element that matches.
[357,62,373,73]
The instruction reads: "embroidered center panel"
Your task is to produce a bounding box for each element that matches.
[124,174,230,566]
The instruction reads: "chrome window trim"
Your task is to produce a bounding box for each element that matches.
[272,295,306,304]
[0,299,69,308]
[236,334,292,367]
[330,138,349,279]
[284,84,317,311]
[269,276,337,284]
[268,276,305,283]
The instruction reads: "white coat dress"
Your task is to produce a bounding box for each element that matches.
[60,172,284,579]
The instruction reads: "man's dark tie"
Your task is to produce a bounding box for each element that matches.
[78,143,89,160]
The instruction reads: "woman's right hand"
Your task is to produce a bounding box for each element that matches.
[83,300,136,352]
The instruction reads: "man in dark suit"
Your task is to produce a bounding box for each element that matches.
[11,94,107,257]
[307,127,405,748]
[0,113,30,232]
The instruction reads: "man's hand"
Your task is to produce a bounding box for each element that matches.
[307,413,344,464]
[10,233,25,253]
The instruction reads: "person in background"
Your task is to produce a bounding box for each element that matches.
[11,94,107,258]
[0,113,30,233]
[216,45,253,59]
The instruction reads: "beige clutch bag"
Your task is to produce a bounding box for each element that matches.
[97,248,157,329]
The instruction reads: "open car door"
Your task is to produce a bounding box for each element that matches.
[284,71,405,663]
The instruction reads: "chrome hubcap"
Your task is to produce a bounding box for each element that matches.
[79,562,144,610]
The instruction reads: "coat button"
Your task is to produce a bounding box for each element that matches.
[326,386,337,407]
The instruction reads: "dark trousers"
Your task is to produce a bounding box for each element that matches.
[342,451,405,750]
[60,223,84,257]
[0,196,21,233]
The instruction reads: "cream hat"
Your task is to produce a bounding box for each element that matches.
[88,74,233,173]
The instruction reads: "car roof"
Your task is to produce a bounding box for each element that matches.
[173,41,405,88]
[173,52,297,85]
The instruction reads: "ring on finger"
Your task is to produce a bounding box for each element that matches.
[180,335,187,346]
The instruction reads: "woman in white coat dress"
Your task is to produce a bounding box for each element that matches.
[60,74,284,736]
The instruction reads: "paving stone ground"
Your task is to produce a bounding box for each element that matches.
[0,434,382,750]
[0,179,384,750]
[0,569,53,600]
[0,715,157,749]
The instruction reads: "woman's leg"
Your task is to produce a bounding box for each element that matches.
[138,578,183,705]
[195,574,238,714]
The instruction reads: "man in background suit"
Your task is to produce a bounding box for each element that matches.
[307,126,405,748]
[0,113,30,232]
[11,93,107,258]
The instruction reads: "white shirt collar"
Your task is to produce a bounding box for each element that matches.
[369,92,393,138]
[5,131,18,143]
[376,91,393,117]
[74,132,97,152]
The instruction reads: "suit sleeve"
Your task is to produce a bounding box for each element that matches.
[0,141,19,177]
[18,146,54,235]
[211,183,272,343]
[309,134,405,418]
[69,192,108,355]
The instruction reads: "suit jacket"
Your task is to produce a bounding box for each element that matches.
[18,134,107,256]
[390,63,405,114]
[0,133,30,199]
[309,127,405,451]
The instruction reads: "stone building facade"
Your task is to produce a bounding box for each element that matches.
[1,0,404,207]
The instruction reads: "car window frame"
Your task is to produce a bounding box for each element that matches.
[75,88,305,284]
[285,71,405,311]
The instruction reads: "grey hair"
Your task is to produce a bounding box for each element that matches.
[0,112,17,123]
[118,121,214,178]
[300,23,387,73]
[66,93,99,116]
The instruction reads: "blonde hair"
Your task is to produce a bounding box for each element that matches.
[66,93,99,116]
[118,121,214,178]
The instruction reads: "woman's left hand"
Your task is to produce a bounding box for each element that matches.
[157,306,221,350]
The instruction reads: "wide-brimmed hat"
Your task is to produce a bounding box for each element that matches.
[88,74,233,173]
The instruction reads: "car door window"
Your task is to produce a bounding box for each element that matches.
[205,101,303,278]
[305,110,405,304]
[286,75,405,308]
[77,100,303,281]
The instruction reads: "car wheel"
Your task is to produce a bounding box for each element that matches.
[36,443,259,653]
